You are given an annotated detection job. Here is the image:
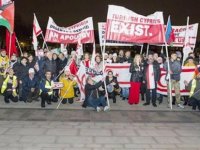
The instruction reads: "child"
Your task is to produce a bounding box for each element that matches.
[59,67,76,104]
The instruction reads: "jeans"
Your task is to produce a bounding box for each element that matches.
[122,87,129,98]
[87,96,107,109]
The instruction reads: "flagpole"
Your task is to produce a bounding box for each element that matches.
[8,32,12,58]
[164,15,173,110]
[15,36,23,56]
[182,16,190,66]
[102,36,110,108]
[41,33,49,50]
[140,44,144,55]
[146,44,149,56]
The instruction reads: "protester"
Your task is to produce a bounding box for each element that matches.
[184,70,200,111]
[143,53,160,107]
[112,53,118,63]
[83,76,109,112]
[129,54,144,105]
[82,52,91,67]
[39,71,58,108]
[15,57,29,102]
[164,52,184,108]
[58,52,68,73]
[118,50,125,63]
[105,70,120,103]
[1,68,18,103]
[0,49,9,88]
[43,51,57,79]
[21,68,40,103]
[59,67,77,104]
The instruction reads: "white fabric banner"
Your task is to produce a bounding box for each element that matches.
[45,17,95,44]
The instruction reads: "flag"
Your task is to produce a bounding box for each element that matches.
[32,13,42,50]
[90,42,96,68]
[5,30,18,56]
[75,39,83,58]
[69,59,78,75]
[0,2,14,33]
[165,16,175,45]
[0,0,11,7]
[76,63,86,101]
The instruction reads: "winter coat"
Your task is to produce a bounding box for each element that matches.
[59,76,76,99]
[164,60,182,81]
[129,63,144,82]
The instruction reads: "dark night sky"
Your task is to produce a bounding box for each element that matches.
[15,0,200,40]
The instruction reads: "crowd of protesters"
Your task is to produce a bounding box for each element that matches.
[0,47,200,112]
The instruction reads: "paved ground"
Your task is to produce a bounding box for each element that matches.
[0,95,200,150]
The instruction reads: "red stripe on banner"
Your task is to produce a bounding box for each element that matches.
[157,88,189,93]
[105,66,130,69]
[119,82,130,84]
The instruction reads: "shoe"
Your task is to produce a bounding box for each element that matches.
[104,106,110,112]
[113,99,116,103]
[96,107,102,112]
[177,104,184,109]
[192,107,197,111]
[152,103,157,107]
[143,102,150,106]
[41,105,45,108]
[4,100,10,103]
[122,97,125,100]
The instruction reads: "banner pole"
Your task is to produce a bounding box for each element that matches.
[15,36,23,56]
[41,33,49,50]
[140,44,144,55]
[163,16,173,110]
[182,16,190,66]
[102,37,110,108]
[8,32,12,58]
[146,44,149,57]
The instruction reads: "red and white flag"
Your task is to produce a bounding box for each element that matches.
[32,13,42,50]
[0,0,11,6]
[105,5,165,44]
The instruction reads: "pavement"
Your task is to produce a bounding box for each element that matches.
[0,95,200,150]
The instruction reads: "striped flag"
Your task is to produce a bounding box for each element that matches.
[32,13,42,50]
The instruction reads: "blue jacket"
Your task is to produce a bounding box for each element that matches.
[164,60,182,81]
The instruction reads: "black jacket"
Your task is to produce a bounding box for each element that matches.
[124,57,133,63]
[43,59,57,76]
[85,81,103,100]
[129,63,144,82]
[105,76,119,89]
[15,64,29,81]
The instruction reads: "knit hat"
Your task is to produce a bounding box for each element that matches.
[28,68,35,74]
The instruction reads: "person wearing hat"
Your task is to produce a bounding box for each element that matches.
[184,70,200,111]
[21,68,40,103]
[1,68,18,103]
[184,56,197,67]
[112,53,119,63]
[0,49,9,88]
[59,67,77,104]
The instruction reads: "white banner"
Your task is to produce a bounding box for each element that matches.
[172,23,198,49]
[45,17,95,44]
[104,64,196,95]
[106,5,165,44]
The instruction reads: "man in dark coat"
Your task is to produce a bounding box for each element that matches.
[143,53,160,107]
